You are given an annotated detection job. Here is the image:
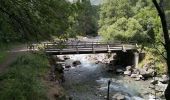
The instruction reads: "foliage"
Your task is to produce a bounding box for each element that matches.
[0,0,71,42]
[139,45,166,75]
[0,0,99,42]
[98,0,170,74]
[98,0,165,43]
[0,53,49,100]
[68,0,99,36]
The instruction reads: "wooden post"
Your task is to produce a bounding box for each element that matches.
[92,42,95,53]
[107,44,111,53]
[76,42,79,54]
[107,80,111,100]
[122,45,126,52]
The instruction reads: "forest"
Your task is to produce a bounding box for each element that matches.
[1,0,170,73]
[0,0,170,100]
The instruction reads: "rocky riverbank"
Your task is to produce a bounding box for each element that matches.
[54,54,168,100]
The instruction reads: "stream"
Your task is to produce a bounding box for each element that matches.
[58,54,163,100]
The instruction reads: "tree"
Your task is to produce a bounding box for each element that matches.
[0,0,71,42]
[152,0,170,99]
[98,0,163,43]
[70,0,98,36]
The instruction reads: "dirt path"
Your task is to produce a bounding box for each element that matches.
[0,44,28,74]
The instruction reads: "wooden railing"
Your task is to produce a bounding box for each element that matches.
[43,41,138,55]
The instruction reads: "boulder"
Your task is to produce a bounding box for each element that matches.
[95,61,102,64]
[116,69,124,73]
[130,74,138,78]
[126,66,132,71]
[150,80,158,85]
[63,56,70,60]
[160,75,169,84]
[132,68,140,75]
[65,65,71,68]
[140,68,156,78]
[112,93,125,100]
[138,75,145,80]
[124,71,131,76]
[135,77,141,81]
[72,60,81,66]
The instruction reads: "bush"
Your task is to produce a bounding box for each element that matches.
[0,53,49,100]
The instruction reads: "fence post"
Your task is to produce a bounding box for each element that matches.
[107,80,111,100]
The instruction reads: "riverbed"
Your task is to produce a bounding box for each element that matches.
[59,54,165,100]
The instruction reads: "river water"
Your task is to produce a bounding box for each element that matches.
[60,54,161,100]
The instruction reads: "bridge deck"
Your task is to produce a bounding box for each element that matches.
[43,41,138,55]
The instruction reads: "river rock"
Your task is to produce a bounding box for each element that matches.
[124,71,131,76]
[135,77,141,81]
[160,75,169,84]
[132,68,140,74]
[72,60,81,66]
[155,86,165,92]
[149,84,155,89]
[95,61,102,64]
[63,56,70,60]
[130,74,138,78]
[65,65,71,68]
[140,68,155,78]
[150,80,158,85]
[138,75,145,80]
[104,96,107,99]
[126,66,132,71]
[116,69,124,73]
[112,93,125,100]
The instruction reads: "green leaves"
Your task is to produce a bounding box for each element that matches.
[98,0,166,43]
[0,0,72,42]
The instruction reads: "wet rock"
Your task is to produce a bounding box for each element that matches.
[126,66,132,71]
[150,80,158,85]
[130,74,138,78]
[95,61,102,64]
[112,93,125,100]
[132,68,140,74]
[149,84,155,89]
[116,69,124,73]
[135,77,141,81]
[138,75,145,80]
[140,68,156,78]
[124,71,131,76]
[132,96,144,100]
[155,86,165,92]
[65,59,74,67]
[104,96,107,99]
[63,56,70,60]
[160,75,169,84]
[65,65,71,68]
[72,60,81,66]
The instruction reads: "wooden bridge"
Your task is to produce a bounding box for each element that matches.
[28,41,139,67]
[43,41,138,55]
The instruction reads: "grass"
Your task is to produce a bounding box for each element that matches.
[0,50,8,63]
[0,43,10,63]
[0,53,49,100]
[0,42,21,63]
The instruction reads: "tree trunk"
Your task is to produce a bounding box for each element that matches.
[165,45,170,100]
[152,0,170,100]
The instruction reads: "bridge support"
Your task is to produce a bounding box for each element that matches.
[134,52,139,68]
[115,51,139,68]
